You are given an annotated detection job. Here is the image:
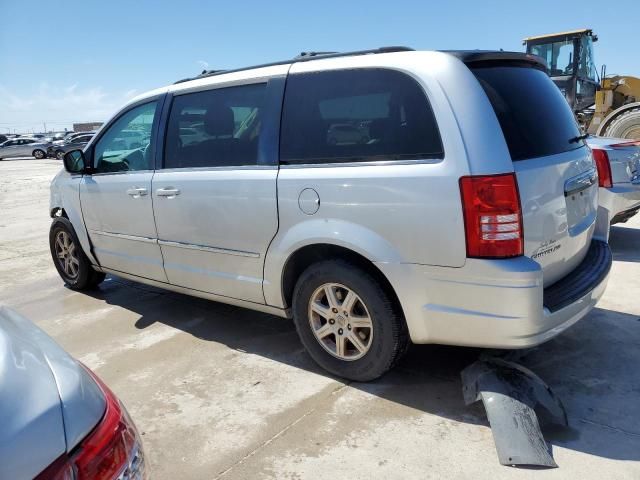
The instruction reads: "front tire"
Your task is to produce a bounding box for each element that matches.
[292,260,408,382]
[33,149,45,159]
[49,217,105,290]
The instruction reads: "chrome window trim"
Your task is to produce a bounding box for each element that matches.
[90,230,157,244]
[157,165,278,174]
[280,158,444,169]
[158,240,260,258]
[89,169,155,177]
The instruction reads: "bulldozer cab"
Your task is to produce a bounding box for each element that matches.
[523,29,599,113]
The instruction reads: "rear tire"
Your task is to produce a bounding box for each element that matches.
[292,259,409,382]
[49,217,105,290]
[55,150,65,160]
[603,107,640,140]
[33,149,45,159]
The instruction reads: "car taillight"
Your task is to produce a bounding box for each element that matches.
[591,148,613,188]
[36,366,145,480]
[610,140,640,148]
[459,173,523,258]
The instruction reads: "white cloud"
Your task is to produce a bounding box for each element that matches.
[0,83,139,133]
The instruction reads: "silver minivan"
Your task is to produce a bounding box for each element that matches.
[49,48,612,381]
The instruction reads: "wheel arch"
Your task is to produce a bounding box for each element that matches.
[278,243,406,323]
[596,101,640,136]
[50,206,69,219]
[49,176,99,266]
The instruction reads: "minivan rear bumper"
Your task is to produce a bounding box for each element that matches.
[376,239,611,348]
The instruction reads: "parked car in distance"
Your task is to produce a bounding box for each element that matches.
[0,306,146,479]
[0,137,51,159]
[50,47,612,381]
[586,137,640,225]
[0,134,8,144]
[66,131,96,142]
[49,133,95,159]
[44,132,69,143]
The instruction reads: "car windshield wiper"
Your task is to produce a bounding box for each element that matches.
[569,133,589,143]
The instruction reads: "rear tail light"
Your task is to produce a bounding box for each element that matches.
[591,148,613,188]
[459,173,524,258]
[610,140,640,148]
[36,366,145,480]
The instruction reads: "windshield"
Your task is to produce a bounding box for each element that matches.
[578,35,597,80]
[529,40,574,76]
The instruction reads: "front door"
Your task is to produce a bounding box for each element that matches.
[3,139,29,157]
[151,78,284,303]
[80,100,167,282]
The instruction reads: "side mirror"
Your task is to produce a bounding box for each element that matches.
[63,149,87,174]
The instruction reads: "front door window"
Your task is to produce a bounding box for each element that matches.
[93,101,158,173]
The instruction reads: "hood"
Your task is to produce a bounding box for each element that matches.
[0,306,105,479]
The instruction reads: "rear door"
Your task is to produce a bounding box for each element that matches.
[21,139,38,156]
[472,64,598,285]
[80,99,167,282]
[151,74,285,303]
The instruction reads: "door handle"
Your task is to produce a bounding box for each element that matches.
[564,168,597,197]
[126,187,148,197]
[156,187,181,197]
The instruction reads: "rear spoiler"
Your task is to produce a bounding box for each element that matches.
[442,50,548,71]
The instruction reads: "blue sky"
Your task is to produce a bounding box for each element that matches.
[1,0,638,133]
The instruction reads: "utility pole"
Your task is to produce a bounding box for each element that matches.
[43,122,47,134]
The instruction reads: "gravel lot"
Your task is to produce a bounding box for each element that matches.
[1,158,639,479]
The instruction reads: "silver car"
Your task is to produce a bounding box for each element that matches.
[586,136,640,226]
[49,48,611,381]
[0,306,145,479]
[0,137,51,159]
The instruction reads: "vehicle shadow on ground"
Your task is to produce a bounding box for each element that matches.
[85,275,640,466]
[609,224,640,262]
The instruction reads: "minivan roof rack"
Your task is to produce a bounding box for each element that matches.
[174,46,414,84]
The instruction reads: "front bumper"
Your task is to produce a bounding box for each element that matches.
[599,183,640,225]
[377,240,611,348]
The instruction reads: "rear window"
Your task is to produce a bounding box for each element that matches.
[280,68,443,164]
[472,65,584,161]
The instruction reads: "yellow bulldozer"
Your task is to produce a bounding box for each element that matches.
[523,29,640,139]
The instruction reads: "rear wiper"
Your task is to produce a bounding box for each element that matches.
[569,133,589,143]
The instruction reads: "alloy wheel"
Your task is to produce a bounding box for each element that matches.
[54,230,80,279]
[308,282,373,361]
